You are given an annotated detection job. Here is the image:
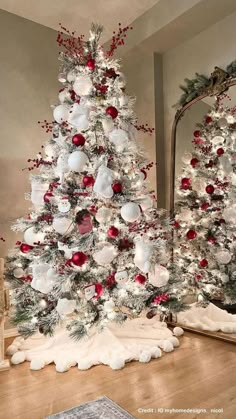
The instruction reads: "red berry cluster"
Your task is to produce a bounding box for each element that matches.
[153,293,169,304]
[57,24,85,59]
[142,162,155,172]
[0,237,5,242]
[106,23,133,57]
[133,123,155,135]
[37,120,55,133]
[25,153,55,171]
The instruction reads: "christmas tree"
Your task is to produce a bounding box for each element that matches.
[6,24,185,341]
[174,96,236,305]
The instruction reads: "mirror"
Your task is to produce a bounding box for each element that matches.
[169,65,236,343]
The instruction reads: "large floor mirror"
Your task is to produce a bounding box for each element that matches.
[169,65,236,343]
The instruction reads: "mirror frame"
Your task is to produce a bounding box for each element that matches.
[168,66,236,343]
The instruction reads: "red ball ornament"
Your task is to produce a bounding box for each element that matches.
[83,175,95,187]
[72,133,86,146]
[199,258,208,268]
[190,158,199,168]
[20,243,33,253]
[22,275,33,283]
[135,274,146,285]
[186,229,197,240]
[207,236,216,244]
[107,226,119,238]
[201,202,209,211]
[181,177,191,190]
[112,182,123,193]
[217,147,224,156]
[44,192,54,203]
[194,130,201,137]
[71,251,87,266]
[205,116,212,124]
[174,220,180,229]
[106,106,118,119]
[86,59,96,70]
[206,184,214,194]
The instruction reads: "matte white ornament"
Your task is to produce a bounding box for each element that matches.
[217,117,228,129]
[93,166,114,198]
[109,128,129,151]
[73,75,93,96]
[211,135,224,145]
[68,103,90,130]
[11,351,26,365]
[58,199,71,213]
[24,227,45,246]
[68,151,88,172]
[121,202,141,222]
[134,240,153,273]
[95,207,112,223]
[58,88,71,103]
[56,298,76,315]
[149,265,169,287]
[52,216,73,235]
[223,206,236,224]
[227,114,235,124]
[30,178,49,208]
[102,118,114,134]
[53,104,70,123]
[93,245,116,265]
[191,178,206,193]
[104,300,115,312]
[31,263,54,294]
[13,267,25,278]
[181,152,192,164]
[173,326,184,337]
[215,249,231,264]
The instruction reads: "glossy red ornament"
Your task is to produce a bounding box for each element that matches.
[106,106,118,119]
[217,147,224,156]
[83,175,95,187]
[106,272,116,288]
[22,275,33,283]
[135,274,147,285]
[193,130,201,137]
[207,236,216,244]
[181,177,191,189]
[201,202,209,211]
[86,59,96,70]
[219,218,225,224]
[190,158,199,168]
[205,116,212,124]
[20,243,33,253]
[44,192,54,203]
[205,184,214,194]
[186,229,197,240]
[107,226,119,238]
[174,220,180,229]
[71,251,87,266]
[72,133,86,146]
[112,182,123,193]
[199,258,208,268]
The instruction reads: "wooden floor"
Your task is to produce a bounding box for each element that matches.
[0,332,236,419]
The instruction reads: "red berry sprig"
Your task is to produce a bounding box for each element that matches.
[133,122,155,135]
[0,237,6,242]
[57,24,85,59]
[106,23,133,57]
[37,120,55,133]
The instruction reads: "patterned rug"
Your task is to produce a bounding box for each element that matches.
[46,396,135,418]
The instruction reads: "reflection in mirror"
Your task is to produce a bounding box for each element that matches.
[171,81,236,343]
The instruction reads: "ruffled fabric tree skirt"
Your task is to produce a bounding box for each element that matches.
[7,316,183,372]
[177,303,236,333]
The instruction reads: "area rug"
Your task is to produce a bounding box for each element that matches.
[45,396,135,418]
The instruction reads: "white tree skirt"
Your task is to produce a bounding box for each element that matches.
[177,303,236,333]
[7,316,183,372]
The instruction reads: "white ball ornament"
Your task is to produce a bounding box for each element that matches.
[52,216,73,235]
[191,178,206,193]
[68,151,88,172]
[95,207,112,223]
[109,128,129,151]
[104,300,115,312]
[24,227,45,246]
[173,326,184,337]
[227,114,235,124]
[218,117,228,129]
[73,75,93,96]
[215,249,231,264]
[211,135,224,145]
[148,265,169,287]
[68,103,90,131]
[53,104,70,123]
[93,244,117,265]
[56,298,76,315]
[121,202,141,223]
[13,267,25,278]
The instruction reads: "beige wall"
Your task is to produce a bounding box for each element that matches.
[163,10,236,208]
[0,10,59,257]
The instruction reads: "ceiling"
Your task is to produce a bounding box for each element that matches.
[0,0,159,41]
